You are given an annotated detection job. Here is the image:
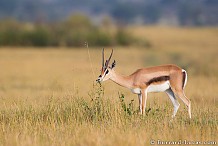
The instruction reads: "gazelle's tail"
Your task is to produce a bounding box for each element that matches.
[182,69,187,89]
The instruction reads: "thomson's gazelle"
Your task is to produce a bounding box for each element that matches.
[96,49,191,118]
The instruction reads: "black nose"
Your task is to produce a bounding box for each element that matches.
[96,79,100,82]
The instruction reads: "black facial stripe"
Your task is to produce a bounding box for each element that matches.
[146,76,170,85]
[99,69,109,79]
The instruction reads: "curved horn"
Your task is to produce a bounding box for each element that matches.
[102,48,104,68]
[105,49,113,68]
[108,49,113,63]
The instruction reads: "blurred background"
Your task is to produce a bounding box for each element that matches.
[1,0,218,25]
[0,0,218,47]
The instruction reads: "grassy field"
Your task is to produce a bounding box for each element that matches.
[0,26,217,146]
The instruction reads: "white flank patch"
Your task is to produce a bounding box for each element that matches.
[147,81,170,93]
[131,88,141,94]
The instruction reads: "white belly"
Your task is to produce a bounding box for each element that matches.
[131,88,141,94]
[147,81,170,93]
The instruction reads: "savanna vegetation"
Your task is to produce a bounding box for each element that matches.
[0,15,149,47]
[0,26,217,145]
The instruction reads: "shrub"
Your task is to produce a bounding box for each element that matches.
[22,27,51,46]
[115,29,132,46]
[0,15,150,47]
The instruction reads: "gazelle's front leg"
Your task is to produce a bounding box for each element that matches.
[141,89,148,114]
[138,94,142,114]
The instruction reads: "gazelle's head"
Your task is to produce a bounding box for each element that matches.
[96,48,116,83]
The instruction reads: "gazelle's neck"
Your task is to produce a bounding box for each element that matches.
[110,70,133,89]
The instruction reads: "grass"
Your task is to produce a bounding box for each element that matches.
[0,26,217,145]
[0,86,216,146]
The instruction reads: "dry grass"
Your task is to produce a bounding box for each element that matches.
[0,26,217,146]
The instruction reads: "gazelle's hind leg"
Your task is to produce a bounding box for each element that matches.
[178,91,191,119]
[165,88,180,118]
[170,71,191,119]
[173,89,191,119]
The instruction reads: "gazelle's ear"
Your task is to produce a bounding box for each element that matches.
[110,60,116,69]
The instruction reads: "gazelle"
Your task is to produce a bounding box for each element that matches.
[96,49,191,119]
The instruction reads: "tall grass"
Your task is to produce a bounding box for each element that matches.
[0,84,216,146]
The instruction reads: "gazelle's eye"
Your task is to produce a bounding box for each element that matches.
[105,69,109,74]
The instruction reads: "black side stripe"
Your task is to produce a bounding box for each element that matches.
[146,76,170,86]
